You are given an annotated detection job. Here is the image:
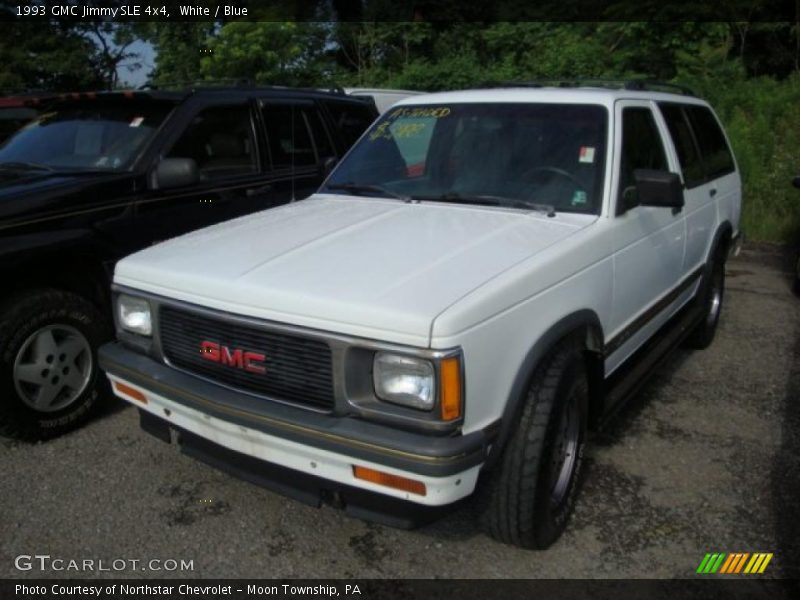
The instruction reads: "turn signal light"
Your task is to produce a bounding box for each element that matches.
[352,465,427,496]
[113,381,148,405]
[439,356,462,421]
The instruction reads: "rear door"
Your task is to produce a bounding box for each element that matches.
[658,103,738,274]
[259,100,336,202]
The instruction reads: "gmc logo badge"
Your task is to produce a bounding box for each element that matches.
[200,340,266,374]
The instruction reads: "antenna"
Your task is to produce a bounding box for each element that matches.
[290,103,296,202]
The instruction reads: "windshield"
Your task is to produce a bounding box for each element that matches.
[0,102,173,171]
[324,103,608,213]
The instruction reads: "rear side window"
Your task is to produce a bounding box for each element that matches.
[685,106,735,178]
[325,100,375,147]
[618,107,668,212]
[658,104,705,187]
[261,104,334,169]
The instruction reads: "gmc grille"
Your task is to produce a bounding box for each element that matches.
[159,305,335,410]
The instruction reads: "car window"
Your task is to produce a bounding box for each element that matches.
[166,105,257,180]
[262,104,332,169]
[658,103,705,188]
[618,107,668,212]
[0,102,172,170]
[324,100,375,147]
[685,106,735,179]
[324,103,608,214]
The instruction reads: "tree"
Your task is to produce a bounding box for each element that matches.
[0,20,105,92]
[199,22,333,86]
[80,22,142,90]
[144,22,216,86]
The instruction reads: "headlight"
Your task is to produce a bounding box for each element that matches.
[118,295,152,336]
[373,352,434,410]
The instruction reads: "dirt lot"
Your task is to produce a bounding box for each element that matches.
[2,244,798,580]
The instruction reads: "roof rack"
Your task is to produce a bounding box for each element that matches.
[482,79,696,96]
[139,78,253,91]
[139,79,348,96]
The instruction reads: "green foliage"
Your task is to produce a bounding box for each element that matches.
[143,22,216,87]
[696,75,800,242]
[0,22,104,92]
[199,22,333,87]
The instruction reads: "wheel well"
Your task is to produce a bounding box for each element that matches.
[486,316,605,469]
[2,256,110,316]
[714,222,733,261]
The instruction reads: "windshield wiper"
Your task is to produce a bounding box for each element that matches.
[416,192,556,217]
[326,182,411,202]
[0,161,55,172]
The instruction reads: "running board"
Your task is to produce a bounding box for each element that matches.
[598,300,704,428]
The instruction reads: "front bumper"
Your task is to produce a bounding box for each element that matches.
[99,342,492,511]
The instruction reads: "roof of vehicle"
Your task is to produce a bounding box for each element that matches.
[23,86,377,108]
[344,88,426,96]
[393,86,709,108]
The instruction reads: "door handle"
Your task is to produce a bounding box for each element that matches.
[246,183,273,197]
[709,188,717,197]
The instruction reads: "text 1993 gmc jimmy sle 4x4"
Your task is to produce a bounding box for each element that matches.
[99,82,741,549]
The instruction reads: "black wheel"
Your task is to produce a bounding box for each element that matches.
[480,337,588,549]
[685,250,725,349]
[0,289,111,440]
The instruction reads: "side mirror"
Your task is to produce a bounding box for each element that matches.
[634,169,684,209]
[319,156,338,177]
[792,175,800,189]
[153,157,199,190]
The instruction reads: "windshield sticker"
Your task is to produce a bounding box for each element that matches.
[579,146,595,163]
[571,190,588,206]
[387,106,450,119]
[129,116,144,127]
[391,122,428,138]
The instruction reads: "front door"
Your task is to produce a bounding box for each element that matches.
[606,100,687,375]
[137,101,272,244]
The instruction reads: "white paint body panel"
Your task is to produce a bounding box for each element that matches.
[115,195,593,348]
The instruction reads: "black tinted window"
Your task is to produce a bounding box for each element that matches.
[0,102,171,170]
[167,105,257,180]
[262,104,332,169]
[685,106,735,178]
[325,100,375,147]
[659,104,705,187]
[618,107,668,211]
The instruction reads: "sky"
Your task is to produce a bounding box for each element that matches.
[117,39,157,88]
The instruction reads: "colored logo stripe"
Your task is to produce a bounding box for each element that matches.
[719,553,749,573]
[744,553,773,574]
[697,552,773,574]
[697,553,726,573]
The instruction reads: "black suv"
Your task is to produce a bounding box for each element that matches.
[0,86,378,439]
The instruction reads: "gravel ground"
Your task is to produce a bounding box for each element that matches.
[2,244,798,580]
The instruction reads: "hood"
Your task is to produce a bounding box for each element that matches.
[116,195,595,346]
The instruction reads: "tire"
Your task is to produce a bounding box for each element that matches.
[685,249,725,349]
[0,289,111,440]
[479,337,588,549]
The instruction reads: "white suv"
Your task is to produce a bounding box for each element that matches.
[100,83,741,549]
